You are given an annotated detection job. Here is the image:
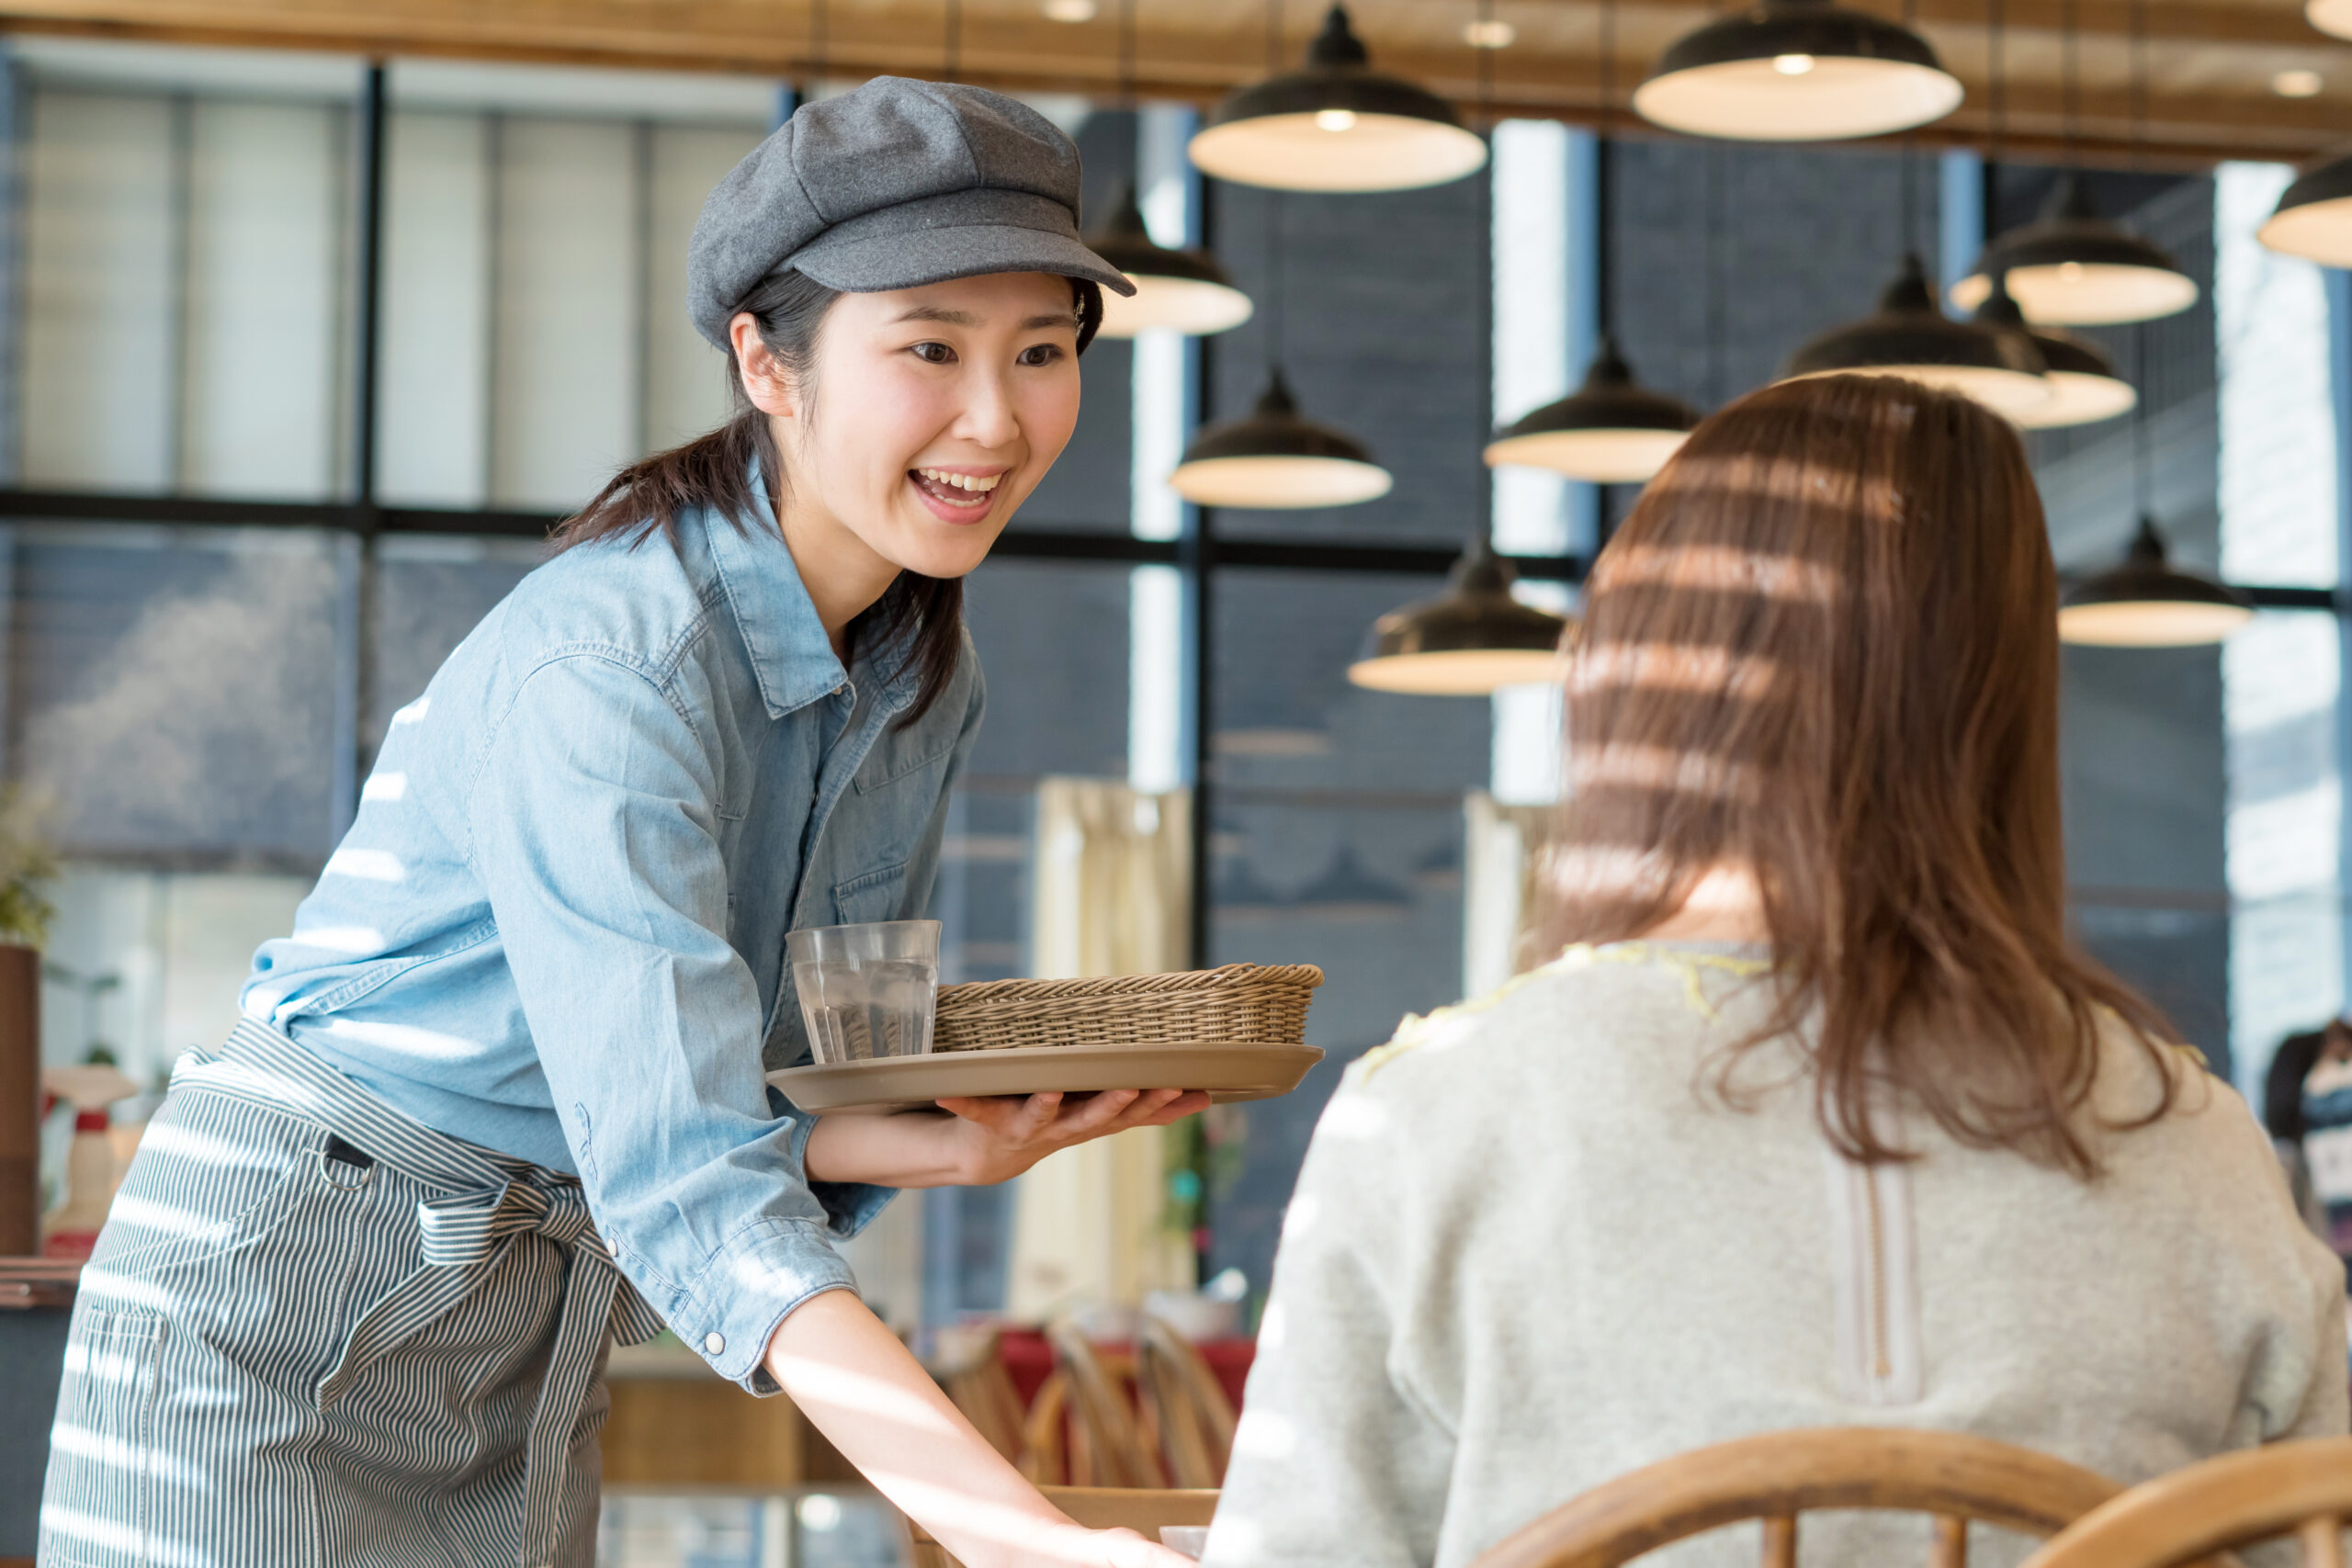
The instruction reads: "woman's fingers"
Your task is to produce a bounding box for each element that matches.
[936,1087,1212,1153]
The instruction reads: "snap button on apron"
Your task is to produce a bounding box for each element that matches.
[704,1331,725,1354]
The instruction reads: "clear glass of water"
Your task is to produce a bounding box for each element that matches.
[786,920,942,1066]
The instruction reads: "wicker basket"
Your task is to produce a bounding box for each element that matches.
[933,964,1322,1054]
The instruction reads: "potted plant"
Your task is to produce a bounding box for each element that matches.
[0,790,57,1258]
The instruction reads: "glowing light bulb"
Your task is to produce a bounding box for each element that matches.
[1315,107,1359,131]
[1464,18,1516,47]
[1772,53,1816,75]
[2274,68,2324,97]
[1040,0,1097,17]
[2058,261,2085,280]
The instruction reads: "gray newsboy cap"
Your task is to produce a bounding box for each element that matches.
[686,76,1135,348]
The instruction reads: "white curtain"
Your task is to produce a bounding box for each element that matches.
[1464,791,1556,999]
[1003,778,1193,1321]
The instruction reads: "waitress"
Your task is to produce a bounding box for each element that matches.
[41,78,1204,1568]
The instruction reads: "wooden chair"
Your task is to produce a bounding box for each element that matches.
[1019,1369,1072,1484]
[2017,1437,2352,1568]
[905,1485,1219,1568]
[1136,1315,1238,1487]
[1466,1427,2123,1568]
[937,1329,1028,1464]
[1045,1318,1165,1489]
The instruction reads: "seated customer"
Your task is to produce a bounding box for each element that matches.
[1204,375,2348,1568]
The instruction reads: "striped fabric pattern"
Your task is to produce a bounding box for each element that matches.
[40,1019,665,1568]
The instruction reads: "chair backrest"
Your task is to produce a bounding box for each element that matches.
[2017,1437,2352,1568]
[937,1329,1028,1465]
[1045,1319,1164,1489]
[1467,1427,2123,1568]
[1136,1316,1238,1488]
[902,1486,1219,1568]
[1019,1370,1070,1485]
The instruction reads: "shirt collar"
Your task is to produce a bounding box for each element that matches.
[699,463,927,721]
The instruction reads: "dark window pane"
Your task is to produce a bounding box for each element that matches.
[1204,181,1485,547]
[9,525,341,865]
[1204,569,1488,1296]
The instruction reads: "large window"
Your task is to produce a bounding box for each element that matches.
[6,35,2346,1321]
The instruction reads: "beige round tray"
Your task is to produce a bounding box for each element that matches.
[767,1043,1324,1113]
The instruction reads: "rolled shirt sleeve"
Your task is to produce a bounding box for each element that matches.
[469,650,861,1392]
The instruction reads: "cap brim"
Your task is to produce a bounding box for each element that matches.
[791,222,1137,298]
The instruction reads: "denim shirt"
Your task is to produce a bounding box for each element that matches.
[240,490,983,1391]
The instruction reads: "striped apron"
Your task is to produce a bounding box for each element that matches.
[39,1019,667,1568]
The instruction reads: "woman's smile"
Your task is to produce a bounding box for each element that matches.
[909,464,1011,525]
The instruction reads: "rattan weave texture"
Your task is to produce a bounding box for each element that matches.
[933,964,1322,1054]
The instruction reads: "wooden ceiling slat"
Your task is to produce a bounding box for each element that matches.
[0,0,2343,167]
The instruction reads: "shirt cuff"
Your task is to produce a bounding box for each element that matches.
[782,1103,898,1241]
[676,1215,862,1393]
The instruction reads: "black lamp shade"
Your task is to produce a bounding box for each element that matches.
[1483,338,1702,482]
[1970,277,2135,429]
[1784,253,2051,416]
[1188,5,1488,191]
[2058,516,2253,647]
[1085,182,1255,337]
[1632,0,1962,141]
[1348,537,1571,694]
[1170,368,1393,509]
[2260,152,2352,269]
[1950,175,2199,326]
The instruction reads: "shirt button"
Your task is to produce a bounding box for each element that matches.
[703,1331,725,1355]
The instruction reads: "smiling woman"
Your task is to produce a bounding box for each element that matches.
[40,74,1205,1568]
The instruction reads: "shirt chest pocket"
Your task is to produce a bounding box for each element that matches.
[832,859,910,926]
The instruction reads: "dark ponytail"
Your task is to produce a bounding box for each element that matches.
[554,267,1103,728]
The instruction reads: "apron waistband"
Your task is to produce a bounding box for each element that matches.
[185,1018,667,1568]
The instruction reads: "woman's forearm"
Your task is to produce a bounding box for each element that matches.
[804,1110,974,1189]
[763,1290,1161,1568]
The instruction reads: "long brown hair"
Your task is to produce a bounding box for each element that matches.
[554,266,1102,727]
[1533,373,2177,1177]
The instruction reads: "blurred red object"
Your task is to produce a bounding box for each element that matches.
[995,1326,1253,1414]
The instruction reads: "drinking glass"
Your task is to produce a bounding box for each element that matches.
[786,920,942,1066]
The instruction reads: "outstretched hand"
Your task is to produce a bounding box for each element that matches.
[935,1088,1213,1185]
[803,1087,1211,1190]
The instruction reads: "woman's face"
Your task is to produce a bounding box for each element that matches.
[761,271,1083,581]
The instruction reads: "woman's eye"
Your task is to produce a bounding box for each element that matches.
[1018,344,1065,367]
[911,342,956,365]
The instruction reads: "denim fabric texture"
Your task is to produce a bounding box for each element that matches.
[241,481,983,1390]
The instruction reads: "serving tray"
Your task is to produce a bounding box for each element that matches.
[767,1042,1324,1113]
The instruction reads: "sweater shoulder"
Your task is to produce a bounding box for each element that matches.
[1340,942,1776,1110]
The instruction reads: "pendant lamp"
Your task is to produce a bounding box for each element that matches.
[1633,0,1962,142]
[1348,535,1568,693]
[1969,275,2135,429]
[2309,0,2352,39]
[2058,516,2253,646]
[1353,22,1565,699]
[1783,253,2051,417]
[1189,5,1488,192]
[1949,175,2198,324]
[2260,153,2352,268]
[1087,182,1255,337]
[1486,335,1700,481]
[1170,367,1392,507]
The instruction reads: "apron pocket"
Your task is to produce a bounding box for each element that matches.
[40,1305,166,1568]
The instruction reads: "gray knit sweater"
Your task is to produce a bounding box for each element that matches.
[1203,942,2349,1568]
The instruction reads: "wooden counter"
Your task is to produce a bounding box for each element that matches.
[603,1337,854,1487]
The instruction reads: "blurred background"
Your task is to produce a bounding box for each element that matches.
[0,0,2335,1408]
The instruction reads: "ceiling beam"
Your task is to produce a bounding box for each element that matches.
[0,0,2339,167]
